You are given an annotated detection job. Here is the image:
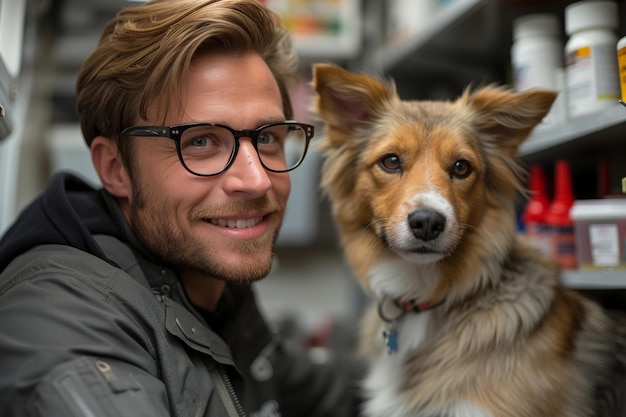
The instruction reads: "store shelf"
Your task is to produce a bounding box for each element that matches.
[519,103,626,161]
[563,270,626,289]
[366,0,485,74]
[364,0,582,87]
[367,0,573,77]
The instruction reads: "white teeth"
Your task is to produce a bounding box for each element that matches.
[210,217,263,228]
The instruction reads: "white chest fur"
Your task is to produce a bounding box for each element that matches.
[363,321,495,417]
[363,260,494,417]
[362,313,432,417]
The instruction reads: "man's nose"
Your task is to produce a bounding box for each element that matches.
[222,138,272,195]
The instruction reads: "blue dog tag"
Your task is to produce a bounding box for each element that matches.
[383,328,398,353]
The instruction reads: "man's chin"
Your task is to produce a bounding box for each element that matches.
[208,247,275,283]
[170,232,279,282]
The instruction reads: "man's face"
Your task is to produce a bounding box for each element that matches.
[125,52,290,283]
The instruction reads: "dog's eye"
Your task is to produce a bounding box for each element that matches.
[379,154,402,172]
[451,160,472,179]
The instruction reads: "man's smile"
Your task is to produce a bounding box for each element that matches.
[209,216,264,229]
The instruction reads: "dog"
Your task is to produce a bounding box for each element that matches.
[312,63,626,417]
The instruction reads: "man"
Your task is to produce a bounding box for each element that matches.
[0,0,360,416]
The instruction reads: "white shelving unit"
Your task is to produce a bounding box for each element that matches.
[520,103,626,160]
[563,270,626,289]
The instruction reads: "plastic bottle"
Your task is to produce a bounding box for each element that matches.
[512,14,564,127]
[546,160,577,269]
[617,35,626,103]
[512,14,562,92]
[523,164,552,256]
[564,0,620,118]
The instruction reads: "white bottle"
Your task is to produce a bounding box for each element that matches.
[511,13,564,127]
[564,0,620,117]
[512,14,562,91]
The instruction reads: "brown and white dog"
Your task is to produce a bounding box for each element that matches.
[312,63,626,417]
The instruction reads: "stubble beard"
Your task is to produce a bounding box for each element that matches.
[129,181,283,284]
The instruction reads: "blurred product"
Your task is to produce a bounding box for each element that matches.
[564,0,620,117]
[523,164,552,256]
[512,14,565,127]
[570,199,626,270]
[546,159,577,269]
[617,35,626,102]
[512,14,562,92]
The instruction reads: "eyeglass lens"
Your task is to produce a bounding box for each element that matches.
[179,124,308,176]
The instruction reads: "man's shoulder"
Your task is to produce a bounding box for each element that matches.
[4,242,111,273]
[2,243,113,278]
[0,242,154,305]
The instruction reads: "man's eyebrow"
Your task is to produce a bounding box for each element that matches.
[254,117,289,126]
[208,117,288,128]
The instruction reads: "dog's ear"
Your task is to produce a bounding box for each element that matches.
[311,63,395,137]
[466,86,558,156]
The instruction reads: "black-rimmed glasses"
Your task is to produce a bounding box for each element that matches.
[120,121,314,177]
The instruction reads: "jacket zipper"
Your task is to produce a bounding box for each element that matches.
[155,286,245,417]
[205,358,246,417]
[59,375,99,417]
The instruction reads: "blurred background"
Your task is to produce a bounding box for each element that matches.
[1,0,625,352]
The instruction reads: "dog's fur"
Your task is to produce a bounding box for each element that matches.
[312,63,626,417]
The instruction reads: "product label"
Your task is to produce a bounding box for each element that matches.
[576,46,592,58]
[566,44,620,116]
[513,64,530,92]
[550,225,577,269]
[525,223,552,257]
[566,49,593,106]
[589,224,620,266]
[618,46,626,101]
[593,44,620,99]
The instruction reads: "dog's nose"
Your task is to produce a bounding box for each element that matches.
[408,209,446,241]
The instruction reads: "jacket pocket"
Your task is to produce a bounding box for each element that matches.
[31,357,170,417]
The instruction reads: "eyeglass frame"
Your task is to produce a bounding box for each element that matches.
[120,120,314,177]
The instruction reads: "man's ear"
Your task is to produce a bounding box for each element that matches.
[90,136,131,198]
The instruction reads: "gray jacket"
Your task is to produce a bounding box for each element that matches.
[0,173,360,417]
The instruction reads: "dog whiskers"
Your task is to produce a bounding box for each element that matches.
[456,223,479,234]
[363,219,392,252]
[364,218,387,234]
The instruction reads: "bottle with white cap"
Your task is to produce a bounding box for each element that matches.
[512,13,565,127]
[564,0,620,117]
[512,14,562,92]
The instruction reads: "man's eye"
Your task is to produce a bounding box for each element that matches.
[378,154,401,172]
[190,136,209,147]
[258,132,275,145]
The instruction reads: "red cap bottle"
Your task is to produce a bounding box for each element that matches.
[546,159,577,269]
[524,164,550,224]
[523,164,551,256]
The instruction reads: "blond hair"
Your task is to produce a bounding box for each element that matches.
[76,0,298,165]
